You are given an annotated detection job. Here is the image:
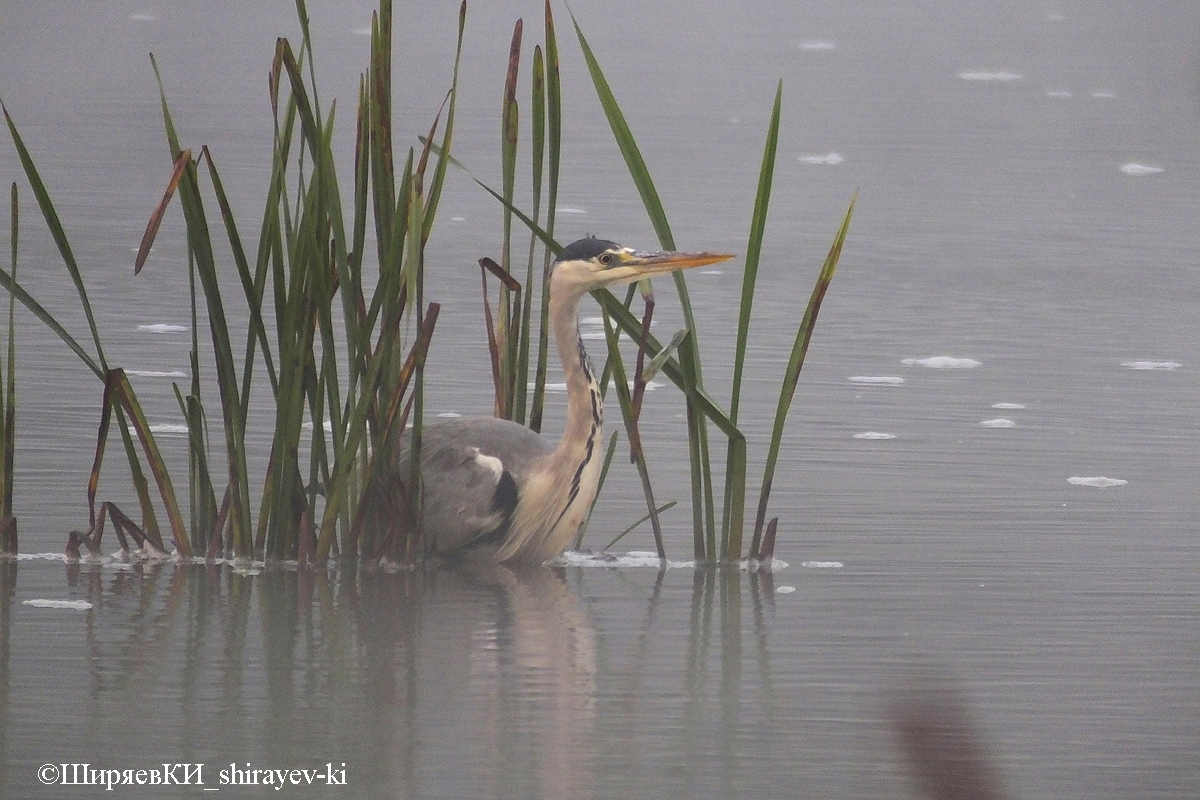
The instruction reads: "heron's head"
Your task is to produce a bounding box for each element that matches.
[551,237,734,295]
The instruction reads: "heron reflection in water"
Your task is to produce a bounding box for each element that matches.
[404,237,732,562]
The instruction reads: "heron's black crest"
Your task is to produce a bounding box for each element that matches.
[556,236,621,264]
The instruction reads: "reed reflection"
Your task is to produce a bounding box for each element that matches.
[35,557,1029,800]
[62,559,598,799]
[350,562,599,800]
[0,559,14,800]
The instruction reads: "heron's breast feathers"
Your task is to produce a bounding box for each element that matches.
[496,448,602,563]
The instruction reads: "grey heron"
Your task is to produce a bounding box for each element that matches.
[408,237,733,563]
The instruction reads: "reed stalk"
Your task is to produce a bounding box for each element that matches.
[0,183,17,553]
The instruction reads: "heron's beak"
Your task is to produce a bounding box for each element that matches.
[620,249,735,277]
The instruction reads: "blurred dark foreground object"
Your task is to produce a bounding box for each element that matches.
[892,674,1007,800]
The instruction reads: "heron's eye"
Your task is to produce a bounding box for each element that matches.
[599,253,613,266]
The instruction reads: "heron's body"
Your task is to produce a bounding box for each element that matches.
[406,237,732,563]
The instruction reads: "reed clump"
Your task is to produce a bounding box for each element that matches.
[0,0,852,565]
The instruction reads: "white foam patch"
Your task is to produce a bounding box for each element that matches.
[148,423,189,435]
[848,376,905,385]
[129,13,158,22]
[23,599,93,610]
[801,560,843,568]
[555,551,688,569]
[555,551,789,571]
[300,419,335,431]
[1068,476,1127,488]
[775,585,797,594]
[748,560,789,572]
[991,402,1025,409]
[137,323,188,333]
[854,431,896,440]
[1122,360,1180,370]
[16,552,68,562]
[127,370,188,378]
[902,356,981,369]
[1090,91,1114,98]
[798,152,844,165]
[436,412,462,418]
[958,71,1023,81]
[559,207,588,214]
[700,270,724,275]
[352,26,371,36]
[798,41,836,51]
[1120,163,1163,176]
[1045,90,1073,97]
[980,418,1015,427]
[198,557,263,576]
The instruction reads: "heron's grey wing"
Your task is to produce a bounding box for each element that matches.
[407,417,553,554]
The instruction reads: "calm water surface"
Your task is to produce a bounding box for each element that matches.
[1,0,1198,797]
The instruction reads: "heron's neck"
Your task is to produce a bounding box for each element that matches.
[550,285,603,472]
[496,278,604,562]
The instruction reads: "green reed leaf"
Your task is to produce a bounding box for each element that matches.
[1,101,106,378]
[601,307,666,558]
[751,193,856,553]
